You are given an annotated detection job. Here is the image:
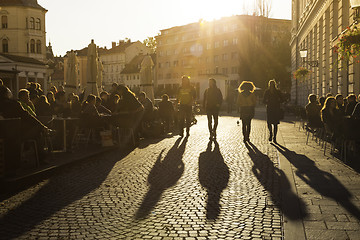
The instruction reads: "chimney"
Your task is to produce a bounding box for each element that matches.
[112,42,116,48]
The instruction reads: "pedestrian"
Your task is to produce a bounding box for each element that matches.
[263,79,283,143]
[177,76,196,137]
[158,94,175,133]
[237,81,256,142]
[203,78,223,140]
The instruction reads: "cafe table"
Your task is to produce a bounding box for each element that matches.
[52,117,79,152]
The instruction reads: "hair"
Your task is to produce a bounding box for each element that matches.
[0,79,3,85]
[100,91,109,98]
[95,96,102,104]
[321,96,336,112]
[38,95,49,104]
[268,79,277,89]
[335,94,343,100]
[55,90,66,100]
[162,94,169,101]
[308,94,317,103]
[50,86,57,93]
[181,75,190,85]
[239,81,255,93]
[18,89,30,100]
[72,95,79,102]
[0,85,10,99]
[85,94,96,104]
[113,94,120,101]
[347,94,356,102]
[112,82,118,88]
[326,93,333,98]
[116,85,135,97]
[209,78,216,84]
[47,91,55,102]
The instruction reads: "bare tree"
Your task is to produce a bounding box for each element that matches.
[255,0,272,18]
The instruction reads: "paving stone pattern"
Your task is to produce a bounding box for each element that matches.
[0,116,284,239]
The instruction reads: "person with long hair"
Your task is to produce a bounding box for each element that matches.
[203,78,223,140]
[321,97,341,136]
[237,81,256,142]
[263,79,283,143]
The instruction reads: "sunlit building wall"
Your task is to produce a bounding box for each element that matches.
[291,0,360,106]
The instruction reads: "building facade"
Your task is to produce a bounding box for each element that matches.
[291,0,360,106]
[156,15,291,100]
[0,0,47,62]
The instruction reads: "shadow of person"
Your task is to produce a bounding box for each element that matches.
[198,140,230,220]
[135,136,187,219]
[272,143,360,220]
[0,149,130,239]
[245,142,308,220]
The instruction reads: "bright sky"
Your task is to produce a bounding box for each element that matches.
[37,0,291,56]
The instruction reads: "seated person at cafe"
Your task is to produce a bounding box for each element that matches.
[305,94,322,128]
[81,94,106,129]
[321,97,342,137]
[95,96,112,115]
[345,94,357,116]
[18,89,37,117]
[70,94,82,117]
[0,85,52,175]
[138,91,154,123]
[100,91,111,111]
[53,91,71,117]
[335,94,345,116]
[158,94,174,132]
[35,95,52,116]
[352,102,360,119]
[115,85,144,144]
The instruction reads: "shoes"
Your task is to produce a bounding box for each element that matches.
[268,134,272,141]
[273,137,277,143]
[186,131,190,136]
[179,130,184,137]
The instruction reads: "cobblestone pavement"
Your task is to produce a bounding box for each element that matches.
[0,114,285,239]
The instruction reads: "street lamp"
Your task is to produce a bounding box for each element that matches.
[299,49,318,67]
[350,0,360,21]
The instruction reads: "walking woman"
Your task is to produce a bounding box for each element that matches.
[263,79,283,143]
[237,81,256,142]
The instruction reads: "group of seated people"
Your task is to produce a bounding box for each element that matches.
[305,93,360,143]
[0,80,178,176]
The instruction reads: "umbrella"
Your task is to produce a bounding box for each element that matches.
[65,50,78,95]
[140,55,154,102]
[85,39,99,96]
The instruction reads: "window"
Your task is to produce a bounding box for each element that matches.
[214,41,220,48]
[30,39,35,53]
[222,53,228,61]
[173,60,178,67]
[214,55,219,62]
[36,40,41,53]
[223,40,229,47]
[222,68,228,75]
[207,43,211,50]
[2,16,8,29]
[231,52,238,59]
[166,73,171,79]
[30,17,35,29]
[36,18,41,30]
[232,38,238,45]
[223,25,228,32]
[165,61,170,68]
[2,39,8,53]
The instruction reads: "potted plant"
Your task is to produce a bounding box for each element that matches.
[334,26,360,62]
[294,67,311,79]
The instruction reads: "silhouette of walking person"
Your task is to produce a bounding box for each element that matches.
[135,137,188,219]
[237,81,256,142]
[198,141,229,220]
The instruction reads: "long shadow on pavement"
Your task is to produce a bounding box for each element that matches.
[0,149,131,239]
[245,142,308,220]
[135,136,187,219]
[198,140,229,220]
[273,143,360,220]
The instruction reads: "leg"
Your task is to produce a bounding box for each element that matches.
[242,119,247,141]
[273,124,278,143]
[268,123,273,141]
[178,106,185,136]
[246,119,251,141]
[185,105,192,135]
[207,113,213,139]
[213,113,219,139]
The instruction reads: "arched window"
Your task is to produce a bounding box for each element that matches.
[30,17,35,29]
[35,18,40,30]
[2,39,8,53]
[30,39,35,53]
[1,16,8,29]
[36,40,41,53]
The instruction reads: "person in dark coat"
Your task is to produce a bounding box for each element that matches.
[335,94,345,116]
[321,96,342,137]
[158,94,174,133]
[237,81,256,142]
[35,95,52,116]
[305,94,322,128]
[345,94,357,116]
[177,76,196,137]
[0,86,52,175]
[263,79,283,143]
[203,78,223,140]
